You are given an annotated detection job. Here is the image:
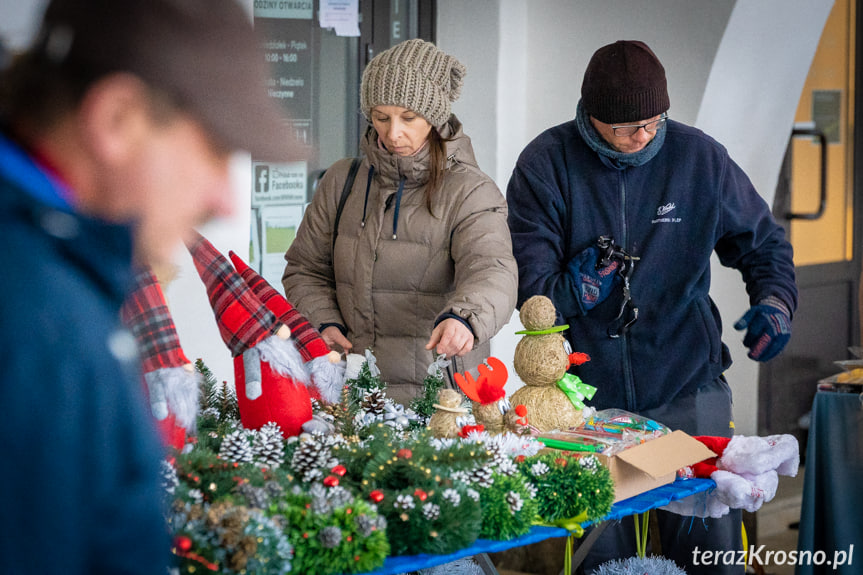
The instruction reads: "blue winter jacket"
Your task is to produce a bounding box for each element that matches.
[507,119,798,413]
[0,133,170,574]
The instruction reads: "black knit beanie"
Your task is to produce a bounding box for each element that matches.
[581,40,669,124]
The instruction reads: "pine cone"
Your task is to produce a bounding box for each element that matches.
[318,526,342,548]
[159,460,178,494]
[356,514,376,537]
[422,502,441,521]
[219,430,254,464]
[235,483,269,509]
[486,443,509,471]
[362,390,387,416]
[467,466,494,488]
[252,422,285,469]
[506,491,524,514]
[289,435,341,483]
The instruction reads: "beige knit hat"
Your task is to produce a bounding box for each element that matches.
[360,38,467,129]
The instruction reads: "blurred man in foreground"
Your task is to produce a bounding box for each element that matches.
[0,0,293,572]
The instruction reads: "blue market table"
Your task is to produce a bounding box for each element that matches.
[357,477,716,575]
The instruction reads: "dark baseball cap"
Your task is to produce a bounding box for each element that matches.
[38,0,297,161]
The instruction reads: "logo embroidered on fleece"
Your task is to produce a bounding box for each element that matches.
[652,202,681,224]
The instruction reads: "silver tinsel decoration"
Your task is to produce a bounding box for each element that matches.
[594,556,687,575]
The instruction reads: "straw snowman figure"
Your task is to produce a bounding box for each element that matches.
[510,295,592,432]
[427,388,469,438]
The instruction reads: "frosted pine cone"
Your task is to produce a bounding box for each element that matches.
[219,430,254,464]
[252,422,285,469]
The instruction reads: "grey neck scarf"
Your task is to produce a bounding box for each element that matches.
[575,99,666,168]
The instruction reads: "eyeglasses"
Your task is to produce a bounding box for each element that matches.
[610,114,668,137]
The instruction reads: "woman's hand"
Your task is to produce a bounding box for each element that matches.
[322,326,353,354]
[426,318,474,357]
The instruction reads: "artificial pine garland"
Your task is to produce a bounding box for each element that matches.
[196,358,239,421]
[277,483,389,574]
[168,500,293,575]
[518,452,614,522]
[165,357,621,571]
[409,367,448,422]
[172,449,272,504]
[477,471,539,541]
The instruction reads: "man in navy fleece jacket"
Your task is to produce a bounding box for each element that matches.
[507,40,797,575]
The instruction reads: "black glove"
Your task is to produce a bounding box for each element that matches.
[733,298,792,362]
[567,246,621,313]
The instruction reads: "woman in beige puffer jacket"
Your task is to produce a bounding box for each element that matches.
[282,39,517,407]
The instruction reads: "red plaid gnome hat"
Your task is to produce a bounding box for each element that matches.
[120,266,199,450]
[186,232,278,357]
[186,232,314,436]
[229,251,344,403]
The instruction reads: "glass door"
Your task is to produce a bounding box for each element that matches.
[247,0,434,288]
[763,0,859,443]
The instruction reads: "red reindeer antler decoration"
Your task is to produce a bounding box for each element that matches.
[454,357,508,405]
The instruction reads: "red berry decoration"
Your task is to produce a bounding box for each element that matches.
[414,488,428,501]
[397,448,413,459]
[323,475,340,487]
[332,464,347,476]
[369,490,385,503]
[174,536,193,552]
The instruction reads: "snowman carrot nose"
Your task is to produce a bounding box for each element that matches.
[569,352,591,366]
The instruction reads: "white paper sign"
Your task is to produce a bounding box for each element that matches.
[319,0,360,37]
[252,161,307,206]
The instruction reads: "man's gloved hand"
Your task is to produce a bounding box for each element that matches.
[733,298,792,362]
[567,246,620,313]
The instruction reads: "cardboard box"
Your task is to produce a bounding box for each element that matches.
[541,430,716,502]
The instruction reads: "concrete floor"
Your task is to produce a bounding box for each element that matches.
[750,468,805,575]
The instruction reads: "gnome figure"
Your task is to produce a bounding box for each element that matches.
[510,295,594,432]
[120,266,199,451]
[663,434,799,518]
[228,250,344,404]
[186,232,313,437]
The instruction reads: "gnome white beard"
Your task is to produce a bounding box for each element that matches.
[144,365,200,432]
[256,333,309,384]
[308,354,345,403]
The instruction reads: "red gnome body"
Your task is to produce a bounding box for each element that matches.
[186,233,313,437]
[120,266,198,451]
[228,251,343,404]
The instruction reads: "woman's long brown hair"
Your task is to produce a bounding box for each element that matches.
[426,127,447,213]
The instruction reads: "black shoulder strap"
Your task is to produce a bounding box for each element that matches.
[332,157,361,253]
